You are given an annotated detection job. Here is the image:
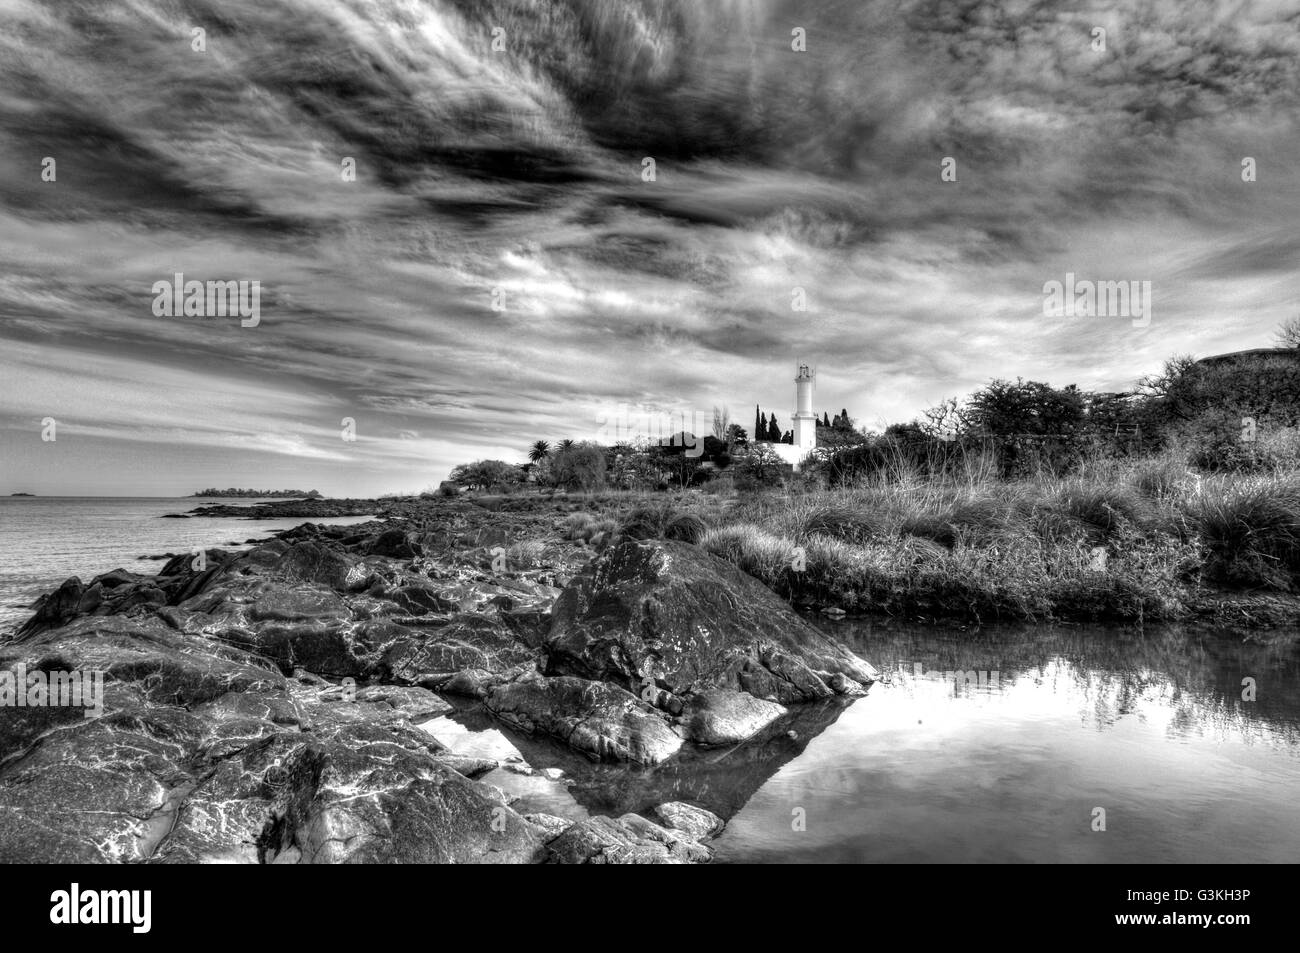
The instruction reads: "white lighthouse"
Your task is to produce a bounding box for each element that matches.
[793,363,817,451]
[766,363,816,471]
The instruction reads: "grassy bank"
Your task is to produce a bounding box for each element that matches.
[445,455,1300,626]
[523,457,1296,626]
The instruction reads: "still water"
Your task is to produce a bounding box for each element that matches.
[711,621,1300,863]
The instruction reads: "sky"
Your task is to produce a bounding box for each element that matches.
[2,0,1299,496]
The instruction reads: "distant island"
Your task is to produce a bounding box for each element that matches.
[190,488,322,498]
[9,492,34,496]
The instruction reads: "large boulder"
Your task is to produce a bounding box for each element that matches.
[546,540,878,706]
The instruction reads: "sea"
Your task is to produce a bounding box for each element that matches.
[0,497,376,637]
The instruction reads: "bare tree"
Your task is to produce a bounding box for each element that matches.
[1274,315,1300,349]
[919,396,964,440]
[1136,354,1195,400]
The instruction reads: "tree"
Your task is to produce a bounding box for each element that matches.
[815,425,868,449]
[782,430,793,444]
[724,423,748,446]
[548,441,607,491]
[766,415,782,441]
[822,411,830,427]
[754,405,762,444]
[964,379,1085,437]
[558,439,576,452]
[447,460,523,492]
[1275,315,1300,349]
[919,396,964,440]
[658,448,701,489]
[609,445,664,490]
[732,443,787,490]
[528,440,551,463]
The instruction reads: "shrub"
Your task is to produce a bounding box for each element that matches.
[1039,484,1150,543]
[1128,455,1192,498]
[548,442,608,492]
[664,512,707,543]
[802,503,885,544]
[561,511,617,543]
[1189,478,1300,589]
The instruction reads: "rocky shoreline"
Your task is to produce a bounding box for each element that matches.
[165,497,387,519]
[0,498,878,863]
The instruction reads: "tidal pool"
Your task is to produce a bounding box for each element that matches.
[711,621,1300,863]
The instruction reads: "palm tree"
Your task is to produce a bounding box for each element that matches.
[558,439,576,452]
[528,440,551,463]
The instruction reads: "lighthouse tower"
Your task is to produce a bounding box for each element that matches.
[793,363,817,451]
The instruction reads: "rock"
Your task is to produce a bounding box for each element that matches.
[345,685,453,720]
[274,740,542,864]
[524,812,573,841]
[91,568,142,590]
[15,576,84,638]
[368,529,421,559]
[545,813,712,864]
[546,539,878,705]
[248,587,351,623]
[386,584,456,616]
[485,671,683,765]
[115,586,168,612]
[0,622,542,864]
[77,582,104,614]
[430,755,499,779]
[265,541,357,591]
[381,615,535,683]
[652,802,725,842]
[682,689,788,746]
[0,497,881,864]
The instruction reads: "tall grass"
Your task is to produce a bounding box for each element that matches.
[1185,477,1300,590]
[695,461,1300,622]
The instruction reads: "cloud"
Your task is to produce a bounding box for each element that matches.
[3,0,1300,494]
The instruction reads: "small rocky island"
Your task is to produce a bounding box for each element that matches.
[0,497,877,863]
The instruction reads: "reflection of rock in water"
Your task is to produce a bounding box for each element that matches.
[460,696,858,821]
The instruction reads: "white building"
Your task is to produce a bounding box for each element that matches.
[768,364,816,470]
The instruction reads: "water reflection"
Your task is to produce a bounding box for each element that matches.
[712,621,1300,863]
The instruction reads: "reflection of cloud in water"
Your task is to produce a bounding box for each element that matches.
[710,621,1300,863]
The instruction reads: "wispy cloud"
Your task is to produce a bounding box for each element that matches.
[2,0,1299,493]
